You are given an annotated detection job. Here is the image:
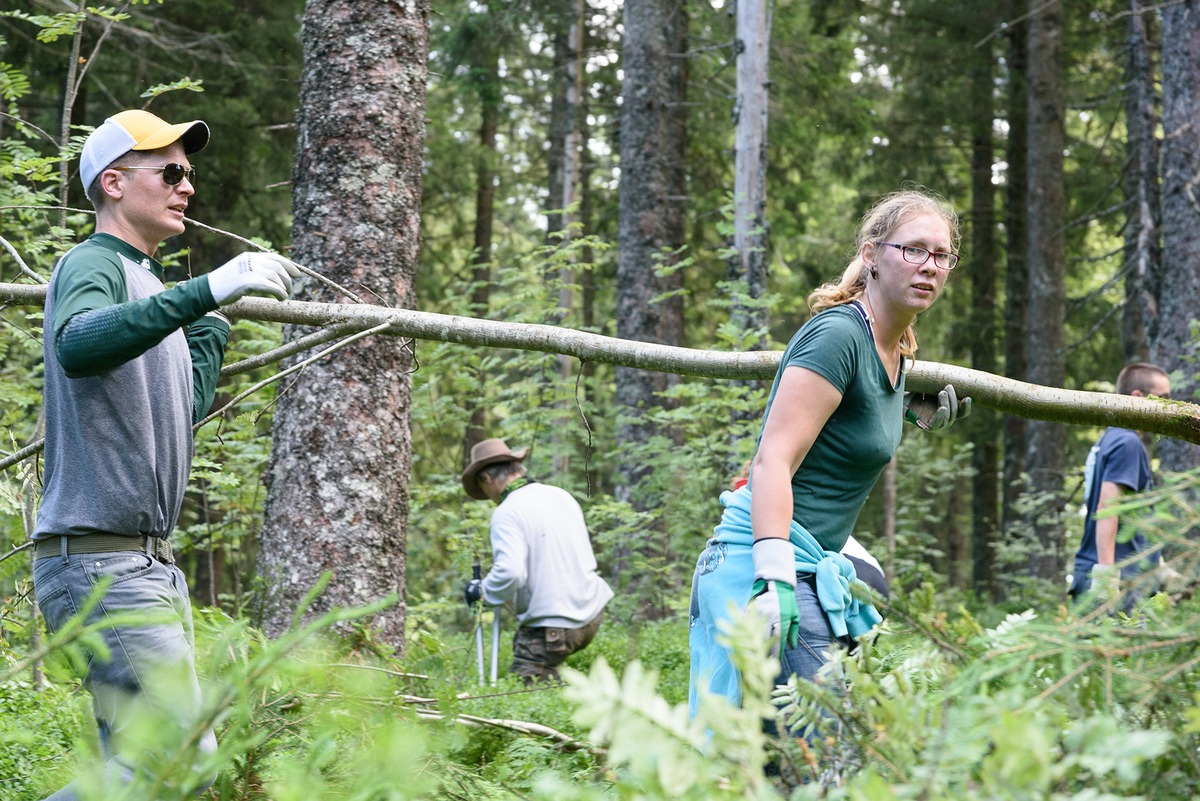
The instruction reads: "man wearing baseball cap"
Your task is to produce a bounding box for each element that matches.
[461,437,613,682]
[32,108,299,799]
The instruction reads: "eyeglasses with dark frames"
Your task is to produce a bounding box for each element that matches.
[879,242,959,270]
[112,163,196,187]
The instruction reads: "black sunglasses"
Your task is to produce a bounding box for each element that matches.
[113,163,196,186]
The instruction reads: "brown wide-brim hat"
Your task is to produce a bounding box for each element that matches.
[461,438,529,500]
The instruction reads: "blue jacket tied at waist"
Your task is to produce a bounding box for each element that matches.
[714,487,881,639]
[688,487,882,713]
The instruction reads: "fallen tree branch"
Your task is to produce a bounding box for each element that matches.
[3,281,1198,444]
[0,319,400,471]
[220,321,362,376]
[321,661,430,682]
[412,708,600,754]
[0,236,46,285]
[0,540,33,566]
[196,320,398,428]
[0,441,42,473]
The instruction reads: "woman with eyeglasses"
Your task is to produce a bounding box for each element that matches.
[688,189,971,737]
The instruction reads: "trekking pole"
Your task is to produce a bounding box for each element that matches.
[472,561,485,684]
[490,606,501,685]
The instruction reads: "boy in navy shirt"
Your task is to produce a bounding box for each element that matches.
[1069,362,1171,604]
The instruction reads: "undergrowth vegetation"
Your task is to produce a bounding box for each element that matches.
[3,468,1200,800]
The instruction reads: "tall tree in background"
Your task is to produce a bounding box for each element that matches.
[723,0,771,484]
[556,0,585,308]
[1024,0,1067,581]
[1155,1,1200,474]
[614,0,688,500]
[609,0,688,612]
[967,16,1000,599]
[1122,0,1160,363]
[728,0,770,345]
[439,1,507,463]
[257,0,429,648]
[544,1,573,241]
[1002,0,1030,541]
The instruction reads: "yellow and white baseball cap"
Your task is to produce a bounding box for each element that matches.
[80,109,209,197]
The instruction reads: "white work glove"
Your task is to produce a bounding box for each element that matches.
[904,383,972,431]
[744,538,798,660]
[207,252,300,305]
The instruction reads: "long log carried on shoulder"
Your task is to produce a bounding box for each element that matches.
[3,281,1198,444]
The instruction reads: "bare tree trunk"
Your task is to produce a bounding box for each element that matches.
[21,433,44,687]
[969,27,1000,600]
[1002,0,1030,540]
[471,102,497,311]
[722,0,771,479]
[1024,0,1067,582]
[58,1,87,232]
[463,12,501,465]
[580,126,598,382]
[550,0,588,477]
[610,0,688,613]
[30,591,43,689]
[544,3,571,240]
[256,0,428,648]
[614,0,688,501]
[1155,1,1200,475]
[1123,0,1160,363]
[557,0,585,288]
[729,0,770,343]
[5,287,1200,443]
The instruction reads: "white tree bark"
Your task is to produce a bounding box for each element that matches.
[732,0,770,316]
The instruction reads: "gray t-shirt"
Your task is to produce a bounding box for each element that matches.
[36,238,196,540]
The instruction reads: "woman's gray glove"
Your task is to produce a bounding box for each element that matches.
[904,383,972,431]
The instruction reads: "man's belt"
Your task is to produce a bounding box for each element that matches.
[34,534,174,565]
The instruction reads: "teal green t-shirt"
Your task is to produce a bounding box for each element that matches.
[752,303,904,551]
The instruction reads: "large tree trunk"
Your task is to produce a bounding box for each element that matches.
[1002,0,1030,541]
[1155,1,1200,474]
[968,27,1000,600]
[611,0,687,614]
[256,0,428,648]
[614,0,688,500]
[1024,1,1067,582]
[1122,0,1160,364]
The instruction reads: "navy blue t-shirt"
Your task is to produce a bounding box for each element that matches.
[1072,427,1158,582]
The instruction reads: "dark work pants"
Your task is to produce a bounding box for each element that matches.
[510,611,604,682]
